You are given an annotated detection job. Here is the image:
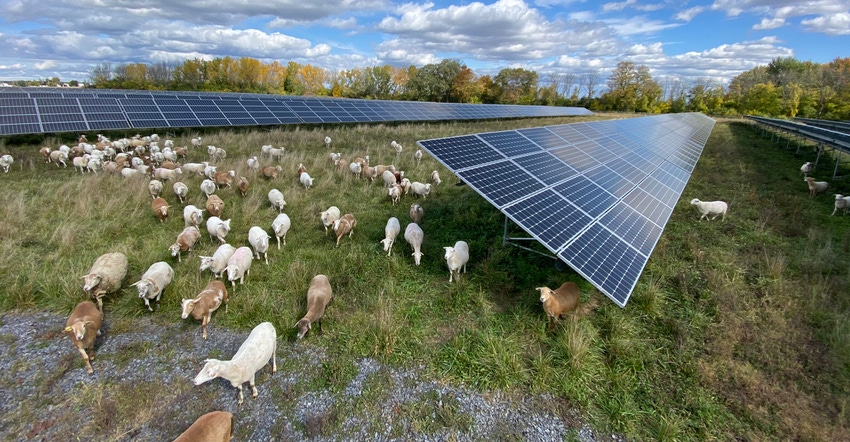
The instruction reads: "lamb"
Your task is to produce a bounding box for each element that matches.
[193,321,276,406]
[191,137,202,149]
[272,213,291,249]
[236,176,249,196]
[430,170,442,185]
[388,184,402,206]
[169,226,201,262]
[320,206,341,234]
[267,146,284,161]
[82,252,128,311]
[409,181,432,199]
[801,161,813,176]
[181,280,228,340]
[199,243,236,279]
[380,217,401,256]
[690,198,728,221]
[535,282,581,328]
[64,300,103,374]
[300,171,314,189]
[214,170,234,188]
[268,189,286,212]
[248,226,271,265]
[404,223,424,266]
[225,246,253,286]
[132,261,174,311]
[173,181,189,204]
[206,194,225,218]
[805,177,829,196]
[183,205,204,227]
[295,274,333,339]
[200,179,217,198]
[444,240,469,283]
[329,152,341,163]
[151,197,170,223]
[391,140,402,155]
[832,194,849,216]
[206,216,232,244]
[173,411,233,442]
[246,155,260,171]
[335,158,348,173]
[49,150,68,167]
[332,213,357,247]
[0,154,13,173]
[399,177,411,195]
[262,165,282,179]
[409,203,423,224]
[148,179,164,199]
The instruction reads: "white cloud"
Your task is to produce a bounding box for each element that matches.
[802,13,850,35]
[600,15,682,36]
[0,63,25,71]
[34,60,56,70]
[675,6,704,22]
[602,0,663,13]
[753,17,785,30]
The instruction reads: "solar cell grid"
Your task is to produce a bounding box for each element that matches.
[512,152,577,185]
[553,175,617,218]
[457,161,545,208]
[550,145,599,172]
[478,131,543,157]
[419,135,504,171]
[504,190,592,253]
[0,106,38,116]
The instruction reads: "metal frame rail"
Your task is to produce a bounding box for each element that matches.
[794,117,850,135]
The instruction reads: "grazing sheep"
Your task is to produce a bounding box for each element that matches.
[382,170,398,188]
[801,161,813,176]
[332,213,357,247]
[300,171,314,189]
[414,149,422,166]
[430,170,442,185]
[225,246,253,286]
[173,411,233,442]
[409,203,423,224]
[64,300,103,374]
[214,170,234,188]
[248,226,271,265]
[409,181,432,199]
[206,194,225,218]
[388,184,402,206]
[151,197,170,223]
[380,217,401,256]
[193,321,276,406]
[181,280,228,340]
[148,179,164,199]
[296,163,307,176]
[296,274,333,339]
[272,213,291,249]
[50,150,69,167]
[535,282,581,328]
[183,205,204,227]
[132,261,174,311]
[444,241,469,283]
[236,176,249,196]
[0,154,13,173]
[404,223,424,266]
[206,216,232,244]
[268,189,286,212]
[329,152,341,163]
[690,199,728,221]
[82,252,128,311]
[320,206,341,234]
[335,158,348,173]
[805,177,829,196]
[200,179,217,198]
[268,147,285,161]
[199,243,237,279]
[262,165,282,179]
[832,194,849,216]
[173,181,189,204]
[169,226,201,262]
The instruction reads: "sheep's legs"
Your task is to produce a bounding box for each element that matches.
[250,376,258,399]
[202,315,209,339]
[236,385,244,406]
[76,346,93,374]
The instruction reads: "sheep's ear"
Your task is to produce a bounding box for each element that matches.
[131,281,140,286]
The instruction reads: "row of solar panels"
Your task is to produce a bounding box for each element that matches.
[418,113,715,307]
[0,87,592,136]
[745,115,850,153]
[794,117,850,135]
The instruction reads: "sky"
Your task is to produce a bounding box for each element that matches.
[0,0,848,87]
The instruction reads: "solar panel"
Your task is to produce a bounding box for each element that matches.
[417,113,715,307]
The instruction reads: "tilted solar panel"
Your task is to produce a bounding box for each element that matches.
[417,113,716,307]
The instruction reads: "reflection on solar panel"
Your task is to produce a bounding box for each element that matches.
[418,113,715,307]
[0,87,592,136]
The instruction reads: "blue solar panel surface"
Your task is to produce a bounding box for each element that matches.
[418,113,715,307]
[0,87,592,135]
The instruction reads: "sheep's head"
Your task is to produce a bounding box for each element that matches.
[65,320,92,341]
[295,318,311,339]
[444,246,455,260]
[181,299,195,319]
[193,359,220,385]
[535,287,554,303]
[132,280,152,299]
[199,256,214,272]
[689,198,700,205]
[81,274,101,293]
[412,250,424,266]
[226,265,240,281]
[169,243,181,257]
[381,238,393,252]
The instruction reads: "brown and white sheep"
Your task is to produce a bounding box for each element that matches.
[236,176,249,196]
[64,300,103,374]
[151,197,170,223]
[296,274,333,339]
[332,213,356,247]
[181,280,228,340]
[169,226,201,262]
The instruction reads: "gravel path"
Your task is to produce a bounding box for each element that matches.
[0,310,614,441]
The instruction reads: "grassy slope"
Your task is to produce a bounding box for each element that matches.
[0,116,847,440]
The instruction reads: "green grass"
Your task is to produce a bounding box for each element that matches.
[1,115,849,440]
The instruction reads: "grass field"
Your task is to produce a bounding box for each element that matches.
[0,115,848,440]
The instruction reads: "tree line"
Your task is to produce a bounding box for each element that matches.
[80,56,850,120]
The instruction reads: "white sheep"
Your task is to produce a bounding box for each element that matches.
[73,155,89,173]
[204,164,217,180]
[296,274,333,339]
[536,282,582,328]
[388,184,402,206]
[199,243,236,279]
[392,140,402,155]
[193,321,276,406]
[148,179,164,199]
[380,217,401,256]
[690,198,728,221]
[132,261,174,311]
[414,149,422,166]
[324,136,332,148]
[382,170,397,188]
[409,181,431,199]
[50,150,68,167]
[805,177,829,196]
[246,156,260,171]
[86,157,103,174]
[0,154,13,173]
[172,182,189,204]
[272,213,291,249]
[320,206,340,234]
[154,167,182,181]
[82,252,129,311]
[268,146,285,161]
[182,162,208,176]
[225,246,253,286]
[300,171,314,189]
[832,194,849,216]
[173,411,233,442]
[183,205,204,227]
[182,280,228,340]
[200,179,217,198]
[430,170,442,185]
[248,226,271,265]
[64,300,103,374]
[206,216,232,244]
[268,189,286,212]
[404,223,424,266]
[801,162,813,176]
[409,203,423,224]
[444,240,469,283]
[332,214,357,247]
[120,168,141,179]
[349,161,362,179]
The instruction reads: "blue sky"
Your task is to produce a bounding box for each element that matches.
[0,0,847,87]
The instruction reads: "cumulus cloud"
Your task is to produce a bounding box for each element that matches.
[34,60,56,70]
[802,13,850,35]
[753,17,786,30]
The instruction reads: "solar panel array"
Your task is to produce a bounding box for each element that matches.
[417,113,715,307]
[0,87,592,136]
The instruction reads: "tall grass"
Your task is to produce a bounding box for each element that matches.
[1,116,848,440]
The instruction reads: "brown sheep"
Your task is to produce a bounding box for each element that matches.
[262,165,282,180]
[65,300,103,374]
[296,163,307,176]
[181,280,228,340]
[236,176,249,196]
[214,170,233,188]
[295,274,333,339]
[39,146,51,163]
[332,213,356,247]
[206,194,225,218]
[535,282,581,328]
[151,197,170,222]
[173,411,233,442]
